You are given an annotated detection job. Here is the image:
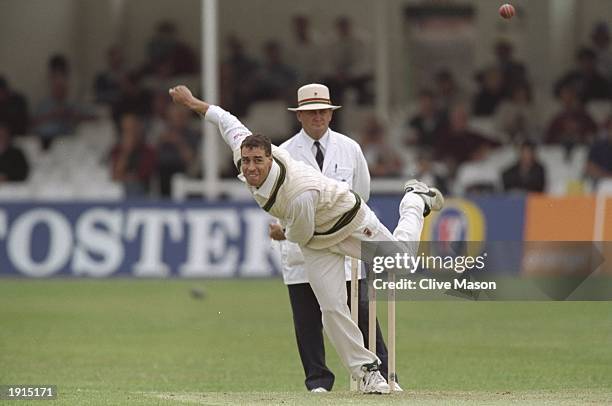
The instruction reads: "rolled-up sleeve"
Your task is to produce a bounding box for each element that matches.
[284,190,318,246]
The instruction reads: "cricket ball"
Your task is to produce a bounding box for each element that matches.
[499,4,515,19]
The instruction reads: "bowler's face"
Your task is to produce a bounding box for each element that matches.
[241,147,273,187]
[297,109,333,139]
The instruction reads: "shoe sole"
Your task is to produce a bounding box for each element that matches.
[362,386,391,395]
[429,187,444,211]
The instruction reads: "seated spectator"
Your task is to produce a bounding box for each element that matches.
[585,116,612,184]
[94,45,125,105]
[545,84,598,146]
[31,70,94,150]
[359,116,403,177]
[434,69,467,116]
[146,21,178,70]
[156,104,200,197]
[48,53,70,76]
[472,67,506,117]
[406,89,447,147]
[590,22,612,80]
[253,41,297,103]
[0,75,28,136]
[288,14,323,84]
[495,83,538,141]
[491,39,529,97]
[220,35,259,117]
[435,104,499,171]
[0,122,29,183]
[143,20,198,76]
[554,47,611,103]
[111,72,151,131]
[324,16,374,106]
[111,113,157,197]
[502,141,546,193]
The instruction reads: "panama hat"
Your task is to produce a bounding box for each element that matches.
[287,83,342,111]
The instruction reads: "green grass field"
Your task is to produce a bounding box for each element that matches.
[1,279,611,405]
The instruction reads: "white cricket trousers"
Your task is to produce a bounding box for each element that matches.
[302,193,425,379]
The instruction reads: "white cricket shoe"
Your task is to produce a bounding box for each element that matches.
[310,387,328,393]
[359,365,390,394]
[404,179,444,217]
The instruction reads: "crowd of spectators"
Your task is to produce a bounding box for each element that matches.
[0,17,610,199]
[0,20,203,198]
[221,16,374,122]
[398,23,612,194]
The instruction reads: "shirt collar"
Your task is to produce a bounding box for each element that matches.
[241,159,280,198]
[301,129,330,151]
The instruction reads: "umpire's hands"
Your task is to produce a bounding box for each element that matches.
[269,223,286,241]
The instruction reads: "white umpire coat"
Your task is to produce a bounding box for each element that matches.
[277,128,371,285]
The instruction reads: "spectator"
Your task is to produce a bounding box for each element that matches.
[359,116,403,177]
[0,76,29,136]
[111,113,157,197]
[590,22,612,80]
[433,69,467,116]
[545,83,598,146]
[48,54,70,76]
[435,104,498,170]
[554,47,611,103]
[143,20,198,76]
[146,21,178,69]
[220,35,259,117]
[406,89,447,148]
[111,72,151,131]
[0,122,29,183]
[325,16,373,106]
[472,67,505,117]
[502,141,546,193]
[31,69,94,150]
[495,83,538,141]
[94,46,125,105]
[156,104,200,197]
[288,15,322,84]
[492,39,529,96]
[253,41,297,103]
[585,116,612,184]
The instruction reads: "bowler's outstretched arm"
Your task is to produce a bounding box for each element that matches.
[169,85,252,153]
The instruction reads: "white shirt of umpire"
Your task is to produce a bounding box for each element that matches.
[275,128,371,285]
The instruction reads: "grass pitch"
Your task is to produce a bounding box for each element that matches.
[0,279,610,405]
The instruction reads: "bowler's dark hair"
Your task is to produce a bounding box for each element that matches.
[241,134,272,156]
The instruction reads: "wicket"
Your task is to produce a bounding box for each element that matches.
[350,258,359,391]
[349,258,397,393]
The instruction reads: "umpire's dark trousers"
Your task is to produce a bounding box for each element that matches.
[287,279,390,391]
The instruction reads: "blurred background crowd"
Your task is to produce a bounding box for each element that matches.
[1,6,611,200]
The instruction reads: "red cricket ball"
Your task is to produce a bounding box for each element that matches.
[499,3,516,19]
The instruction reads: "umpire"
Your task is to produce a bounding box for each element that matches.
[269,84,396,392]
